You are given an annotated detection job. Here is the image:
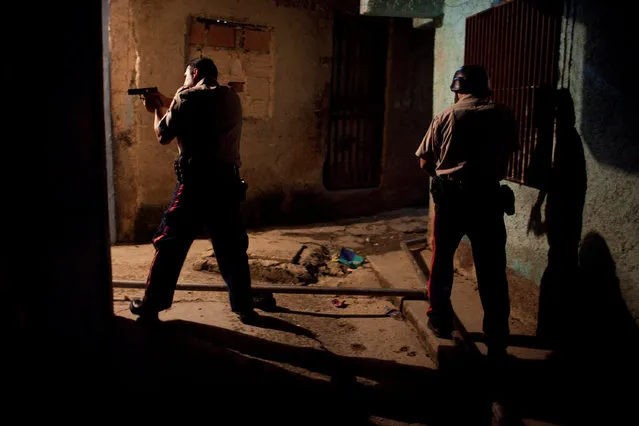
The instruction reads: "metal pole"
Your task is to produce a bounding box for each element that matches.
[112,280,427,299]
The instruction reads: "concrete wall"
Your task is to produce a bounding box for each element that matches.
[41,0,114,340]
[109,0,433,242]
[16,0,114,391]
[428,0,639,325]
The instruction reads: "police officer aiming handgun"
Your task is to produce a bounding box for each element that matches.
[129,57,274,324]
[415,65,519,360]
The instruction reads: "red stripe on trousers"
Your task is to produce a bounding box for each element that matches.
[145,251,159,289]
[151,184,183,246]
[427,210,436,313]
[168,184,184,213]
[153,226,169,245]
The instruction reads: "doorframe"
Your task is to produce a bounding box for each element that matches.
[323,10,390,191]
[102,0,116,244]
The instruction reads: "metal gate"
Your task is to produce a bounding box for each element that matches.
[323,12,389,190]
[465,0,562,188]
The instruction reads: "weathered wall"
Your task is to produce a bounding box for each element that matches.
[567,0,639,323]
[429,0,639,324]
[110,0,142,242]
[109,0,332,241]
[109,0,432,242]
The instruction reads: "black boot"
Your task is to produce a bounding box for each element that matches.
[129,298,160,325]
[236,309,260,325]
[427,319,453,339]
[253,293,278,312]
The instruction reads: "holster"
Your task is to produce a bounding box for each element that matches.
[235,176,248,202]
[174,156,248,202]
[431,175,514,215]
[174,157,189,183]
[430,176,463,208]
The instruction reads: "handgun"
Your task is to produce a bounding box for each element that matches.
[127,87,158,96]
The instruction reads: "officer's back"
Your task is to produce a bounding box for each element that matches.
[437,96,518,184]
[174,81,243,170]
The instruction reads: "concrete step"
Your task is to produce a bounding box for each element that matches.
[370,242,639,426]
[369,249,568,425]
[368,251,455,366]
[369,249,552,364]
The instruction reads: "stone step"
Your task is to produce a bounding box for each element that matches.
[369,248,552,364]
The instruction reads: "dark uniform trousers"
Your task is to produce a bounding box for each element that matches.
[142,167,252,314]
[428,178,510,350]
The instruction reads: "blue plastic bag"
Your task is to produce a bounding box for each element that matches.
[338,248,365,269]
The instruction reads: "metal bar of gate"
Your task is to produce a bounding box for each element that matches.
[112,280,428,299]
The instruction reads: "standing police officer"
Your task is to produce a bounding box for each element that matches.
[415,65,519,359]
[129,57,266,324]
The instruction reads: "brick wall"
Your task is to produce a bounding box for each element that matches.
[188,17,274,119]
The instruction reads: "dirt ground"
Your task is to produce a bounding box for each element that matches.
[111,208,431,355]
[111,207,429,285]
[111,208,478,425]
[108,207,606,425]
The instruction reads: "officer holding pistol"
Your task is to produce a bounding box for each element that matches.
[415,65,519,360]
[129,57,271,324]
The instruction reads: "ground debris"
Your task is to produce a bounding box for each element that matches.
[194,243,351,285]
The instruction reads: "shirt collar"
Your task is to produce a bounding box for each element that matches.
[195,78,219,88]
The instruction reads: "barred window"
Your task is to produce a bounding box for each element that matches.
[465,0,562,188]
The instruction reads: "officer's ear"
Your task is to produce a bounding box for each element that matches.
[191,67,200,81]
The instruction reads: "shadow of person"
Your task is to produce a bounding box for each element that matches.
[529,88,587,348]
[521,89,639,424]
[274,306,389,319]
[574,232,639,357]
[109,316,361,425]
[244,312,319,339]
[543,232,639,425]
[105,316,493,425]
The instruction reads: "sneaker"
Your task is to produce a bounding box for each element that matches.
[236,309,260,325]
[129,298,160,325]
[427,319,453,339]
[253,293,278,312]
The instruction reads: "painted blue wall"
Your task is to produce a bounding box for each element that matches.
[423,0,639,323]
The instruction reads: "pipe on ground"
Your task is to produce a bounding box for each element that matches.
[112,280,427,299]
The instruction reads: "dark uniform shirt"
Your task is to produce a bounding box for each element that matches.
[158,78,243,168]
[415,96,519,182]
